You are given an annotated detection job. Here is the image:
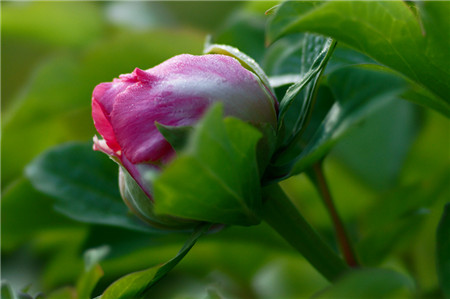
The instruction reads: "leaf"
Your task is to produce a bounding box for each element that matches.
[437,203,450,298]
[285,65,408,177]
[276,35,335,128]
[76,246,110,299]
[314,269,414,298]
[154,104,263,226]
[261,33,336,181]
[101,223,211,299]
[155,123,193,153]
[267,0,450,115]
[25,142,158,233]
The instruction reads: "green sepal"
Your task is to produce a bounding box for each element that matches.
[153,103,263,226]
[204,43,275,96]
[155,122,193,153]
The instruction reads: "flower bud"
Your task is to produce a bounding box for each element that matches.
[92,54,278,228]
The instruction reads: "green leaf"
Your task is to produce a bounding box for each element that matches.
[101,223,211,299]
[76,246,109,299]
[267,0,450,115]
[314,269,414,298]
[259,33,336,183]
[276,35,335,129]
[286,65,408,177]
[25,142,157,233]
[154,104,263,226]
[155,123,193,153]
[437,203,450,298]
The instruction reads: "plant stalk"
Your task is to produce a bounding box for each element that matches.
[310,162,359,267]
[261,183,349,282]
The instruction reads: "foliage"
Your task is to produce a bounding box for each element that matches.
[2,1,449,298]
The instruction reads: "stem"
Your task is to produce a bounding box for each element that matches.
[310,162,359,267]
[261,183,349,282]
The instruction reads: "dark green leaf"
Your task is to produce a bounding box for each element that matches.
[287,65,408,177]
[437,203,450,298]
[314,269,414,298]
[25,142,157,233]
[267,1,450,115]
[101,223,211,299]
[154,104,262,226]
[276,35,335,130]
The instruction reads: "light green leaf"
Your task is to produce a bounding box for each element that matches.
[437,203,450,298]
[154,104,263,226]
[267,0,450,115]
[314,269,414,298]
[76,246,110,299]
[101,223,211,299]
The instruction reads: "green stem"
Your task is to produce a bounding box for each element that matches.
[309,162,359,268]
[261,183,349,282]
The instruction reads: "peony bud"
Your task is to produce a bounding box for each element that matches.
[92,54,278,228]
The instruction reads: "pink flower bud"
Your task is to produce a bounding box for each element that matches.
[92,54,278,228]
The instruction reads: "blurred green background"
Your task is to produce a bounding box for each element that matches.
[2,1,449,298]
